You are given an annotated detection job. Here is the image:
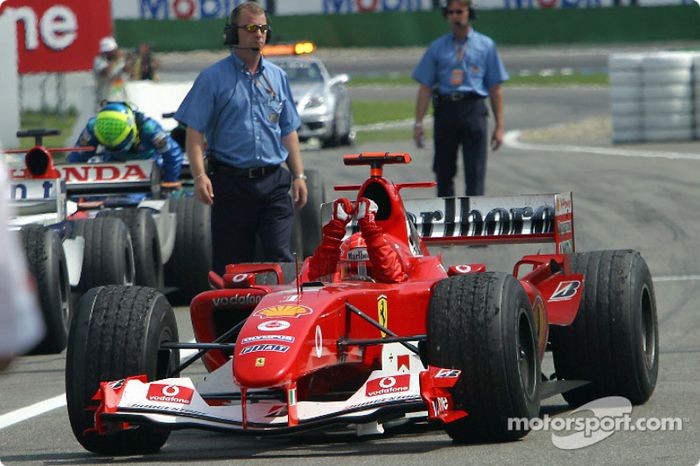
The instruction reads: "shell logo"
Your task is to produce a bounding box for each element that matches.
[254,305,312,319]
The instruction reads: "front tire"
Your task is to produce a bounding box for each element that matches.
[20,226,70,354]
[65,286,179,455]
[550,250,658,406]
[298,169,325,258]
[428,273,540,442]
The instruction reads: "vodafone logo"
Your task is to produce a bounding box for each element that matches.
[146,384,194,404]
[365,374,410,397]
[257,320,291,332]
[11,5,77,51]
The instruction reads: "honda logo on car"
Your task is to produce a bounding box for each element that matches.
[253,305,312,318]
[146,384,194,404]
[58,164,150,183]
[365,374,410,397]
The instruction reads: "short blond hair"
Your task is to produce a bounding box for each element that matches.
[230,2,267,25]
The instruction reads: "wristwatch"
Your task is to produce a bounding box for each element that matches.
[293,173,307,181]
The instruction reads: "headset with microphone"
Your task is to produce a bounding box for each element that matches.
[441,0,477,22]
[223,3,272,50]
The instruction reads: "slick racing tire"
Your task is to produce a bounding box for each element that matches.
[98,209,164,289]
[20,226,71,354]
[298,169,325,258]
[66,217,135,296]
[428,273,540,442]
[66,286,179,455]
[164,196,211,304]
[550,250,658,407]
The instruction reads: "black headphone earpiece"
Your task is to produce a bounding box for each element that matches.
[223,4,272,46]
[441,2,477,20]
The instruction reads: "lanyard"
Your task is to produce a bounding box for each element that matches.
[255,71,277,100]
[454,39,467,65]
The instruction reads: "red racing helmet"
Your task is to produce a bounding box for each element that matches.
[338,233,372,281]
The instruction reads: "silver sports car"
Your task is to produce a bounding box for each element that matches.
[270,56,355,148]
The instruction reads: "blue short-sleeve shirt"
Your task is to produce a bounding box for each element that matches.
[412,29,509,97]
[175,53,301,168]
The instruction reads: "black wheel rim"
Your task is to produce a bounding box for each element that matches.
[640,284,656,369]
[517,310,537,399]
[60,258,70,330]
[124,244,135,286]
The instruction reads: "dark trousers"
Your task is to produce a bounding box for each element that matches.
[210,167,294,275]
[433,97,489,197]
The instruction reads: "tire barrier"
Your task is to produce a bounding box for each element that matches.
[609,52,699,144]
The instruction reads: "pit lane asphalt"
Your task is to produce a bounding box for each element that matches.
[2,87,700,465]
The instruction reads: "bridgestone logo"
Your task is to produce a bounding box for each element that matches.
[212,294,262,307]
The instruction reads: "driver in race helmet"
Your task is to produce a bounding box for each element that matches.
[308,197,407,283]
[68,102,183,187]
[338,233,371,281]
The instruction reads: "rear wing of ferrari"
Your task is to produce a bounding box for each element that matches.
[321,193,575,254]
[403,193,574,253]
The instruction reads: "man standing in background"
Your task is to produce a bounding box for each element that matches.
[412,0,508,197]
[94,36,130,110]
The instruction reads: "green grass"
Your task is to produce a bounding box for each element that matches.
[350,72,609,88]
[352,100,415,126]
[17,110,77,150]
[508,72,608,86]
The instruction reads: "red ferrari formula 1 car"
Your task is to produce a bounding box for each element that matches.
[65,153,658,455]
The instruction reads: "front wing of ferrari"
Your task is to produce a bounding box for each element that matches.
[92,352,465,435]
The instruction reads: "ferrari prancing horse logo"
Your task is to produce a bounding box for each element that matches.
[377,295,388,337]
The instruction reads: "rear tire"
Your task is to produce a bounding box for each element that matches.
[98,209,163,289]
[428,273,540,442]
[20,226,70,354]
[66,217,135,296]
[298,169,325,258]
[550,250,658,407]
[164,197,211,304]
[65,286,179,455]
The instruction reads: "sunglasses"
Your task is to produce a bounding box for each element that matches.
[446,9,466,14]
[237,24,271,33]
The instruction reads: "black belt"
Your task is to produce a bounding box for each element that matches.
[437,92,484,102]
[212,160,280,179]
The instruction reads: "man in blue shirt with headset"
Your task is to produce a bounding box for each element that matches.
[412,0,509,197]
[175,1,307,275]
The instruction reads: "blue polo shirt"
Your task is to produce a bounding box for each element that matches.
[412,28,509,97]
[175,53,301,169]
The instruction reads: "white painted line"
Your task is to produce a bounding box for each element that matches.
[653,274,700,283]
[355,116,433,132]
[504,130,700,161]
[0,394,66,430]
[0,343,199,431]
